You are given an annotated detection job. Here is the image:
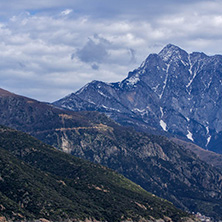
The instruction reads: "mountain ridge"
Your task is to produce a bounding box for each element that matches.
[54,44,222,154]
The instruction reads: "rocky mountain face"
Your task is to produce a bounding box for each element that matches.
[54,44,222,154]
[1,126,192,222]
[171,138,222,172]
[0,88,222,220]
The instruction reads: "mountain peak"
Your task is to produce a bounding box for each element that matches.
[162,43,181,50]
[158,44,188,62]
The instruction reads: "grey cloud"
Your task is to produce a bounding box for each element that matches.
[91,63,99,70]
[76,34,111,64]
[129,48,136,63]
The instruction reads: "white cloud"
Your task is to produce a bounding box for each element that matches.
[60,9,73,16]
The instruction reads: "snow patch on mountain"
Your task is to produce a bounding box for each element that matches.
[133,108,146,113]
[126,74,140,86]
[159,45,176,62]
[186,130,194,142]
[88,99,96,104]
[160,107,164,118]
[101,105,120,112]
[206,126,209,134]
[181,59,188,67]
[186,69,197,88]
[185,116,190,122]
[98,90,110,98]
[160,120,167,131]
[159,64,170,99]
[206,135,211,147]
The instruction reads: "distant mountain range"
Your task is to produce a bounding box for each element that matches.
[1,88,222,220]
[54,44,222,154]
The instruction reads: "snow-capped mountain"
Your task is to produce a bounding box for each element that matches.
[54,44,222,153]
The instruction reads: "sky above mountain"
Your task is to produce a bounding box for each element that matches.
[1,0,222,101]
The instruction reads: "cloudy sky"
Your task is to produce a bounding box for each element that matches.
[1,0,222,101]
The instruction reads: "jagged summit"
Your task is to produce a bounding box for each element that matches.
[54,44,222,154]
[158,44,188,62]
[160,43,182,51]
